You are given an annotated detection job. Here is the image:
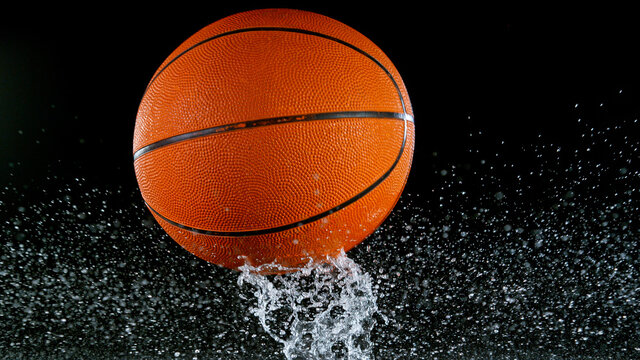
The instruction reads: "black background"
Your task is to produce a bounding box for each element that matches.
[1,3,639,196]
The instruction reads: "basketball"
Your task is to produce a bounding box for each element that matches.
[133,8,415,273]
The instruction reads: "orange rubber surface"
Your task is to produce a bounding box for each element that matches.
[133,9,414,273]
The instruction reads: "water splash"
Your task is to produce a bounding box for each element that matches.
[237,252,385,360]
[1,89,639,358]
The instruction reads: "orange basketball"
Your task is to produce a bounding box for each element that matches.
[133,8,415,273]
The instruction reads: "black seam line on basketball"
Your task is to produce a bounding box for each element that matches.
[133,111,412,161]
[143,116,406,238]
[144,26,408,114]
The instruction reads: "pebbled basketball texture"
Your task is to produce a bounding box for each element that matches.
[133,8,415,274]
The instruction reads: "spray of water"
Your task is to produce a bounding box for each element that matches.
[1,90,638,358]
[237,252,386,360]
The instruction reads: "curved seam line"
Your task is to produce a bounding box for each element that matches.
[144,120,408,237]
[144,27,407,113]
[133,111,413,161]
